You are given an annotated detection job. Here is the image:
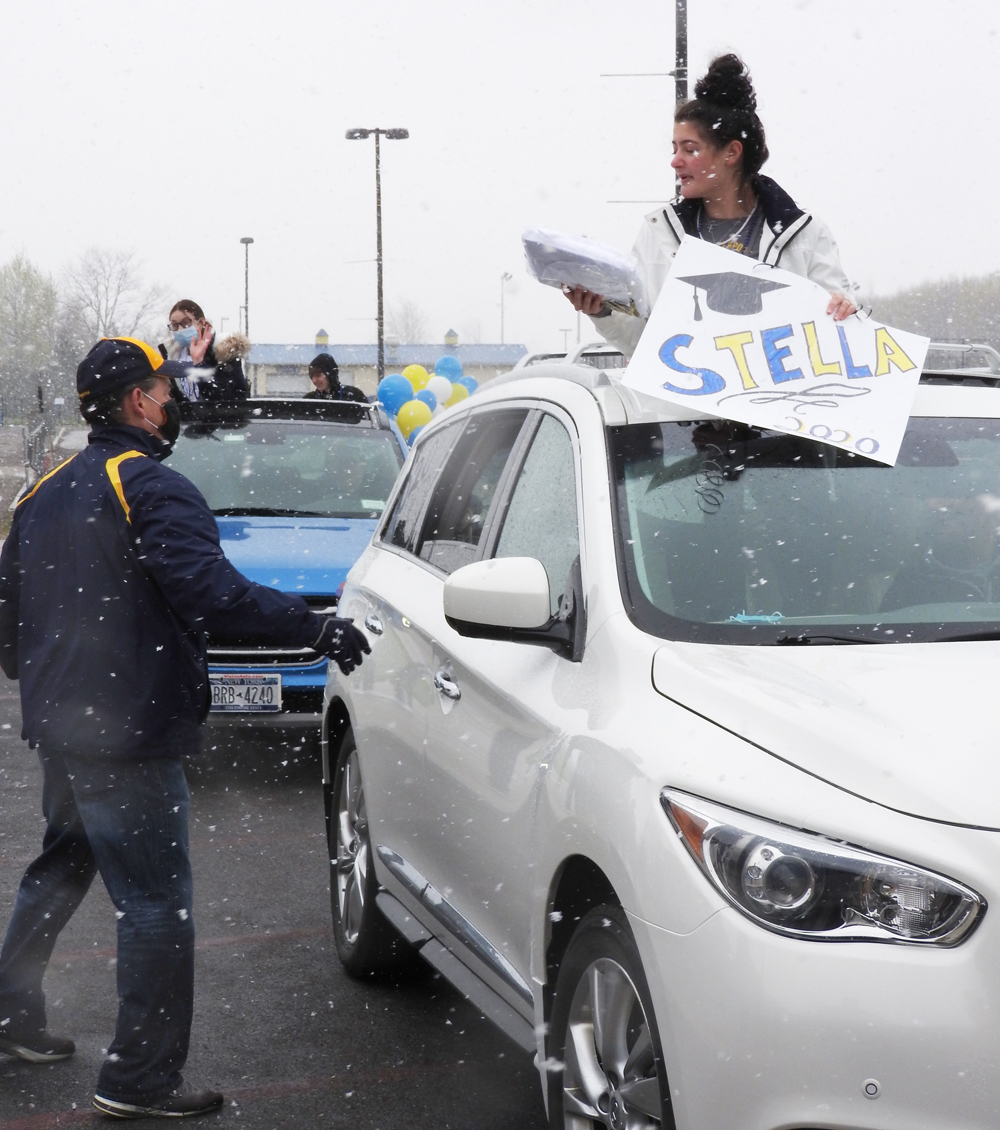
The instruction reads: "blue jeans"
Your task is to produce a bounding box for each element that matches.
[0,749,195,1103]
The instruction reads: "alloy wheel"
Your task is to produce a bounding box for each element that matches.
[336,748,369,945]
[562,957,662,1129]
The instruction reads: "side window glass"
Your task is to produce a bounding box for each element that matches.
[381,423,463,554]
[416,409,529,575]
[495,414,580,616]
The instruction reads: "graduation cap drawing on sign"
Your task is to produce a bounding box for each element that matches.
[678,271,789,320]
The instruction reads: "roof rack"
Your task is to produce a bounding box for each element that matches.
[511,341,627,371]
[921,341,1000,382]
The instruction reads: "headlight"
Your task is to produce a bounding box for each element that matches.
[662,790,985,946]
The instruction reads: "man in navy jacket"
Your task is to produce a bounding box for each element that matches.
[0,338,369,1118]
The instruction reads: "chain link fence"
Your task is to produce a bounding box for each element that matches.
[0,384,81,492]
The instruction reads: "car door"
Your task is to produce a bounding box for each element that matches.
[344,420,464,863]
[418,408,585,1002]
[354,407,532,894]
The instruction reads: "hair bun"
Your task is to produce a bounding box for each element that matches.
[694,53,757,113]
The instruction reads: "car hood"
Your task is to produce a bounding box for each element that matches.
[216,515,377,595]
[652,640,1000,829]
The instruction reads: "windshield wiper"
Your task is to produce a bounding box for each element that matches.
[774,632,889,645]
[933,628,1000,643]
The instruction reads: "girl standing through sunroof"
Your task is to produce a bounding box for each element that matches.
[567,54,858,358]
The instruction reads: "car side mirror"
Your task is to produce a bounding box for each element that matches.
[443,556,586,662]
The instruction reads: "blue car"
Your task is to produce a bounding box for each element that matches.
[168,398,407,723]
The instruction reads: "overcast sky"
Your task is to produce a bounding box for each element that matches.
[1,0,996,355]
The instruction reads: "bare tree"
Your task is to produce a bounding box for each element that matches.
[459,316,483,344]
[385,298,429,344]
[0,255,59,408]
[63,248,169,342]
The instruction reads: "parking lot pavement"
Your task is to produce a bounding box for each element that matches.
[0,688,548,1129]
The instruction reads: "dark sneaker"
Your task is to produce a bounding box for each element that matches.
[93,1081,224,1119]
[0,1028,75,1063]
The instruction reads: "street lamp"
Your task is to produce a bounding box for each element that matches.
[240,237,254,337]
[500,272,512,345]
[345,127,409,381]
[675,0,688,104]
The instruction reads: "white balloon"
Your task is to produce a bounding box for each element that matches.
[427,375,453,405]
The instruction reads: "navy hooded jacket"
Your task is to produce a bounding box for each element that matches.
[0,423,325,759]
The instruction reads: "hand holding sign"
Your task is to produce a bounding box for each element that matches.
[622,238,929,466]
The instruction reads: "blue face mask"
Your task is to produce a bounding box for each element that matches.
[173,326,197,347]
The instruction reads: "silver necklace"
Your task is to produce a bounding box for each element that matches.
[697,201,758,245]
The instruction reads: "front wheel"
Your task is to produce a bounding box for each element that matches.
[329,727,412,977]
[548,905,672,1130]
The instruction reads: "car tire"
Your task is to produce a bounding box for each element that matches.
[329,727,413,978]
[547,904,673,1130]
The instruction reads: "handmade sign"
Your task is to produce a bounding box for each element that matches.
[622,237,929,466]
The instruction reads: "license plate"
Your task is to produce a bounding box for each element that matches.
[210,673,282,712]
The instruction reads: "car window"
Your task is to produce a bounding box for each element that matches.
[416,409,530,574]
[169,420,405,519]
[494,413,580,616]
[611,416,1000,644]
[381,421,465,553]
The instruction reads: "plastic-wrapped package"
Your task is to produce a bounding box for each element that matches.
[522,228,649,318]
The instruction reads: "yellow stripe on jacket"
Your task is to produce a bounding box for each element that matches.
[16,454,79,508]
[104,451,147,523]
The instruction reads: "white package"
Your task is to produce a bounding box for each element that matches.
[522,228,649,318]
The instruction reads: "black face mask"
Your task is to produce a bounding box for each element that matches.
[142,392,181,448]
[158,399,182,446]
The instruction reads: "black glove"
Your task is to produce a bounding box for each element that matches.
[313,617,371,675]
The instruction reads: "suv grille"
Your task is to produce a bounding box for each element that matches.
[207,596,338,667]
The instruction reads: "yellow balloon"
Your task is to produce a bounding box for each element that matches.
[444,383,470,408]
[396,399,433,438]
[402,364,430,391]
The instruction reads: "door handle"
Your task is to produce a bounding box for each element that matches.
[433,668,461,701]
[364,613,384,637]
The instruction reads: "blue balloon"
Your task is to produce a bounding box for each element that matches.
[415,389,437,412]
[377,374,414,417]
[457,375,479,395]
[407,425,425,447]
[434,355,463,379]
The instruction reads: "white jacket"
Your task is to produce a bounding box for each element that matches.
[594,175,857,358]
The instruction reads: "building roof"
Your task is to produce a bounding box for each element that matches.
[248,342,529,368]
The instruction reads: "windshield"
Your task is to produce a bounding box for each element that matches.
[169,420,404,519]
[610,417,1000,644]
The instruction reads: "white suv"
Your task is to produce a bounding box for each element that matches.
[323,360,1000,1130]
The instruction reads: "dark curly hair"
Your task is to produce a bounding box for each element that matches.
[675,54,769,178]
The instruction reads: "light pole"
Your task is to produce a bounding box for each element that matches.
[240,237,254,337]
[500,272,512,344]
[345,127,409,381]
[674,0,688,104]
[600,1,686,104]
